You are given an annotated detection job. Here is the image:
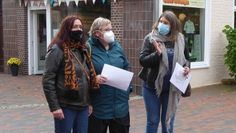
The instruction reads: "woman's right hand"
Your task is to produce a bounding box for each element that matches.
[96,75,107,84]
[153,40,162,55]
[52,109,64,120]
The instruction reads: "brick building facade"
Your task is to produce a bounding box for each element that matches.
[1,0,28,74]
[0,0,233,94]
[0,1,3,72]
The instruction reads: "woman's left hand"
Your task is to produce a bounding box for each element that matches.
[183,66,190,76]
[88,105,93,116]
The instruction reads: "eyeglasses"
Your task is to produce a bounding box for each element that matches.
[100,28,112,32]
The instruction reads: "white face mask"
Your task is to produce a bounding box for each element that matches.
[103,31,115,43]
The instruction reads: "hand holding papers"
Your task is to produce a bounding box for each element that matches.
[101,64,134,91]
[170,63,191,93]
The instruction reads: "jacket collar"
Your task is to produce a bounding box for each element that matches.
[88,36,116,50]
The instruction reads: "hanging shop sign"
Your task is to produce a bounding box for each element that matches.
[163,0,205,8]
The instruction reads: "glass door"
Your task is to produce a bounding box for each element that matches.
[33,11,46,74]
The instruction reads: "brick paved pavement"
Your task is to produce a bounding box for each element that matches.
[0,74,236,133]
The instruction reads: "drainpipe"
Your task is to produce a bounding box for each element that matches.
[153,0,162,22]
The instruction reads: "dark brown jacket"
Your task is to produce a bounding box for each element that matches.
[42,45,90,112]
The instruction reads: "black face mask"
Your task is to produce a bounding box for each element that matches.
[70,30,83,43]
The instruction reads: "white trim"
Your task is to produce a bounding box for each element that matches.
[191,61,209,69]
[191,0,211,69]
[159,0,163,17]
[46,4,51,49]
[153,0,158,22]
[153,0,163,21]
[27,8,31,75]
[32,12,38,74]
[28,5,48,75]
[203,0,211,67]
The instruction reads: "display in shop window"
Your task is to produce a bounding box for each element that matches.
[163,5,205,62]
[184,16,196,61]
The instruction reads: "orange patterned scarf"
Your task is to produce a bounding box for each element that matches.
[63,42,99,90]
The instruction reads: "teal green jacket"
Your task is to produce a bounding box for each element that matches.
[88,36,130,119]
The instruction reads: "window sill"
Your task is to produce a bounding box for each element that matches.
[191,61,209,69]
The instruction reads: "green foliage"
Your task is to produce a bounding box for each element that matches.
[222,25,236,79]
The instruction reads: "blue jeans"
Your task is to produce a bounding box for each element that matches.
[54,107,88,133]
[142,82,175,133]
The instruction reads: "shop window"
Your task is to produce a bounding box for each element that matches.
[162,0,205,62]
[50,1,111,39]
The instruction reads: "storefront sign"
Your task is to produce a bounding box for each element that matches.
[163,0,205,8]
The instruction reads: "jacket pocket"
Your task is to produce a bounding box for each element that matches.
[64,89,79,100]
[138,67,148,81]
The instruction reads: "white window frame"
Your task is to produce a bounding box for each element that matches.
[154,0,212,69]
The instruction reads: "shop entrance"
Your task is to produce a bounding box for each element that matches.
[30,10,47,74]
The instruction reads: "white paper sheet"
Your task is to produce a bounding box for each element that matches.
[170,63,192,93]
[101,64,134,91]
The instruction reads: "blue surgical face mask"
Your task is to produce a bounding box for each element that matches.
[157,22,170,36]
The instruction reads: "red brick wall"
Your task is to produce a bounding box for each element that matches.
[111,0,124,43]
[2,0,28,74]
[112,0,154,94]
[0,1,3,72]
[16,5,28,74]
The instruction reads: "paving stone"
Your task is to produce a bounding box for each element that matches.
[1,74,236,133]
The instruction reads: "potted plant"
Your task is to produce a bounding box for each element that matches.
[7,57,22,76]
[222,25,236,85]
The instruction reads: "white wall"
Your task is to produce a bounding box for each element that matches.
[191,0,234,88]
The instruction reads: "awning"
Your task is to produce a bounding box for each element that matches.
[19,0,117,7]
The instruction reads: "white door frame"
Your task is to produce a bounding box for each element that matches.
[28,4,51,75]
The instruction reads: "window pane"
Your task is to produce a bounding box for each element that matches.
[163,6,205,62]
